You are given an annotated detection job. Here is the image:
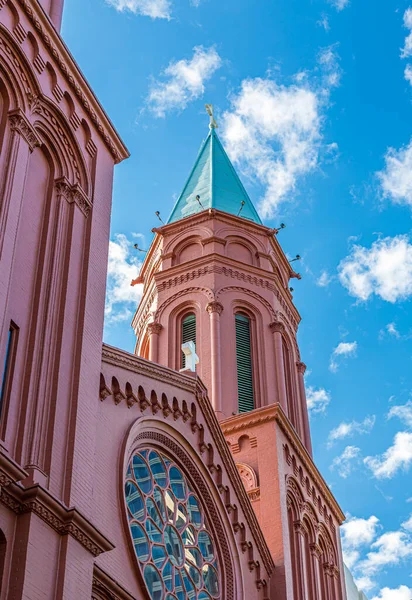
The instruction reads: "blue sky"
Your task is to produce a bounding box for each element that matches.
[62,0,412,596]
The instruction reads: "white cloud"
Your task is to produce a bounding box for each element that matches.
[402,514,412,531]
[329,341,357,372]
[341,515,380,550]
[355,576,375,593]
[378,139,412,208]
[387,322,401,339]
[371,586,412,600]
[338,235,412,302]
[358,531,412,582]
[388,401,412,428]
[341,515,380,576]
[317,14,330,31]
[328,415,375,446]
[405,64,412,86]
[364,432,412,479]
[328,0,349,10]
[220,46,340,219]
[146,46,222,118]
[105,234,143,325]
[106,0,172,19]
[331,445,361,478]
[317,270,333,287]
[306,386,331,414]
[402,8,412,58]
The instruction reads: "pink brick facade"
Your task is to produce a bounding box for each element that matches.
[0,1,347,599]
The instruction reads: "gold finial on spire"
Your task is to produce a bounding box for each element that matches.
[205,104,218,129]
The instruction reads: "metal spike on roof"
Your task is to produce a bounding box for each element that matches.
[167,124,262,225]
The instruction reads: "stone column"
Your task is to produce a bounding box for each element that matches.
[296,361,313,456]
[294,521,311,600]
[206,301,224,414]
[269,321,288,415]
[310,543,324,600]
[147,323,163,364]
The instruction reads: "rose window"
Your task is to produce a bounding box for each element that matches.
[125,448,221,600]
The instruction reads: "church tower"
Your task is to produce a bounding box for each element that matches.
[133,113,311,447]
[133,111,347,599]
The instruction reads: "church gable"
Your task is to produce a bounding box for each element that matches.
[97,344,274,599]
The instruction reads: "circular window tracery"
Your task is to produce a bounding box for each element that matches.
[125,448,221,600]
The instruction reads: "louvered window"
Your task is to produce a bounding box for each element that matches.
[235,314,254,413]
[181,314,196,369]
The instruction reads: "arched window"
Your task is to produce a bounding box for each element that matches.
[235,314,254,413]
[124,448,221,599]
[181,313,196,369]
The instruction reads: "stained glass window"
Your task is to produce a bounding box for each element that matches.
[125,448,221,600]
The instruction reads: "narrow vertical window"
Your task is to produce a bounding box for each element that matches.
[282,338,297,430]
[235,314,254,413]
[0,322,19,421]
[181,314,196,369]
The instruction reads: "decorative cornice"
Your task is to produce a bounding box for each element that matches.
[155,259,300,332]
[152,208,273,239]
[221,404,346,523]
[8,108,41,152]
[15,0,129,163]
[206,301,224,315]
[0,482,114,556]
[92,565,136,600]
[102,344,198,394]
[147,322,163,336]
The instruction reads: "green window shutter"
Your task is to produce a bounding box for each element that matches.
[181,314,196,369]
[235,314,254,413]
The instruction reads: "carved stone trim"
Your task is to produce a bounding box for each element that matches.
[71,183,91,217]
[102,344,198,394]
[147,322,163,336]
[0,482,114,557]
[206,301,224,315]
[310,542,323,559]
[15,0,129,163]
[8,109,41,152]
[0,446,27,489]
[247,488,260,502]
[296,361,307,375]
[201,235,227,246]
[293,520,308,536]
[269,321,285,335]
[54,178,91,217]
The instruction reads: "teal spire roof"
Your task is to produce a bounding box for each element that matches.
[167,127,262,225]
